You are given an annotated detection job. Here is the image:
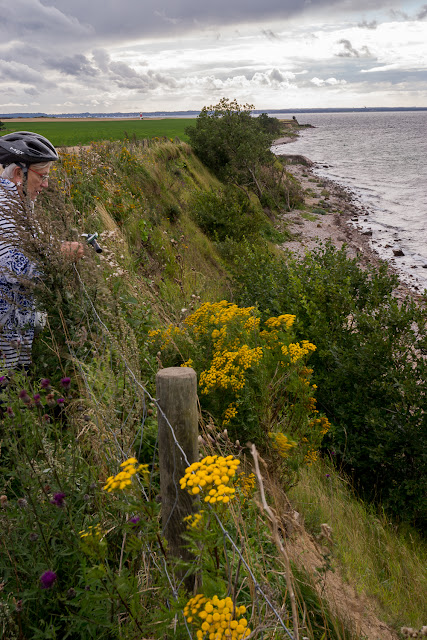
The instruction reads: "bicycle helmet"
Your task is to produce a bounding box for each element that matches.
[0,131,59,166]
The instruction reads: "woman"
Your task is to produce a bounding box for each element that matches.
[0,131,83,370]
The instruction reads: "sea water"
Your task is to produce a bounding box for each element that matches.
[272,111,427,293]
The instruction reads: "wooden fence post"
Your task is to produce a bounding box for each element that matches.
[157,367,199,570]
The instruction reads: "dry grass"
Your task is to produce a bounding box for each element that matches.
[288,460,427,628]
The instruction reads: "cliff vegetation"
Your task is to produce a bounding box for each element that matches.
[0,102,426,639]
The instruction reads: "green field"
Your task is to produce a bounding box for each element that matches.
[0,118,196,147]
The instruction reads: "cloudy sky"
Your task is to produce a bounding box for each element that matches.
[1,0,427,113]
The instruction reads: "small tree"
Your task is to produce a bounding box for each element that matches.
[257,112,283,136]
[0,120,5,131]
[186,98,276,200]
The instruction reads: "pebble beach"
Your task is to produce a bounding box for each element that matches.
[274,142,424,304]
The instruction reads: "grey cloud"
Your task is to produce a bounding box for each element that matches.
[29,0,399,42]
[336,39,372,58]
[92,49,111,73]
[262,29,280,40]
[0,59,45,85]
[1,0,93,41]
[389,5,427,21]
[109,61,141,78]
[389,9,409,20]
[46,55,99,77]
[269,68,290,83]
[112,69,178,91]
[24,87,41,96]
[154,10,182,25]
[358,19,377,29]
[416,5,427,19]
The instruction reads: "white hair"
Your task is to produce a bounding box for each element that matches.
[2,161,52,179]
[1,163,19,179]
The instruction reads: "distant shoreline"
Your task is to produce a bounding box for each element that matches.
[2,107,427,121]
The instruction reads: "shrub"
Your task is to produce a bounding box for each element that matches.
[190,186,263,242]
[230,241,427,528]
[148,300,329,483]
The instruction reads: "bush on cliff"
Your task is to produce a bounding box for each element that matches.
[186,98,302,210]
[229,240,427,529]
[190,186,263,242]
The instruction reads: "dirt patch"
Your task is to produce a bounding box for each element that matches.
[288,529,399,640]
[259,471,400,640]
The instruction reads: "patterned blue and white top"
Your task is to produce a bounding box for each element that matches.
[0,178,36,370]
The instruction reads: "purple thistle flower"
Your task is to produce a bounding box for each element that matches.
[6,406,14,417]
[0,375,7,386]
[129,516,141,529]
[19,389,31,404]
[40,378,51,389]
[40,570,57,589]
[57,398,65,405]
[33,394,41,406]
[50,492,66,508]
[60,377,71,390]
[43,414,51,422]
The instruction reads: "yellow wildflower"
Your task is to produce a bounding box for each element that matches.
[180,455,240,504]
[269,432,297,458]
[103,458,149,493]
[184,594,251,639]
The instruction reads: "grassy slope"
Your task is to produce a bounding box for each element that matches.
[74,139,427,631]
[17,136,427,636]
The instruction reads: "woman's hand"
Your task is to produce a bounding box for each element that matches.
[60,241,85,261]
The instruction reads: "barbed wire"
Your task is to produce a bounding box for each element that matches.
[71,264,296,639]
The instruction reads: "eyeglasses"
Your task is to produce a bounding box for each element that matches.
[29,168,50,182]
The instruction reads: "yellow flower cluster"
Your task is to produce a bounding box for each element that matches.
[180,455,240,504]
[148,325,182,349]
[236,472,256,501]
[260,314,296,350]
[243,315,260,332]
[184,301,257,340]
[183,511,205,529]
[184,594,251,640]
[181,358,194,368]
[79,524,103,540]
[307,396,318,413]
[281,340,316,364]
[269,432,297,458]
[264,314,296,330]
[60,152,84,176]
[304,449,319,466]
[222,403,238,426]
[309,415,331,435]
[199,345,263,394]
[103,458,149,493]
[300,366,314,378]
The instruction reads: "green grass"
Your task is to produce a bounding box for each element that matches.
[300,211,318,221]
[0,118,196,146]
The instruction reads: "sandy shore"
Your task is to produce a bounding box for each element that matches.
[274,148,422,303]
